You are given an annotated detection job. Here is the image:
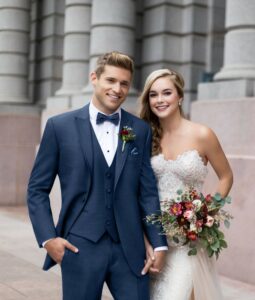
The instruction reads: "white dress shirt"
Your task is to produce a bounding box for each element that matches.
[89,101,120,166]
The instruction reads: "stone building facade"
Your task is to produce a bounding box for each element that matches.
[0,0,254,285]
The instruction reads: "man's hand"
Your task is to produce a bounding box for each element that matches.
[141,237,156,275]
[148,250,166,275]
[44,237,79,264]
[141,249,166,275]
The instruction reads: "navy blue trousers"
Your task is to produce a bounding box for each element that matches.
[61,233,149,300]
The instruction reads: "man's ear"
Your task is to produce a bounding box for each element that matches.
[90,72,97,84]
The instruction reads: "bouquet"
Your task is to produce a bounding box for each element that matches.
[146,187,233,259]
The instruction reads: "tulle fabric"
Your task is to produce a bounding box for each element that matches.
[150,246,223,300]
[191,249,223,300]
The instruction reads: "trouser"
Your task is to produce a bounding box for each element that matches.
[61,233,149,300]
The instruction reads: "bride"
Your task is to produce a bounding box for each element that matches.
[140,69,233,300]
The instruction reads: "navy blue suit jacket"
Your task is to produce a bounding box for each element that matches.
[27,104,167,275]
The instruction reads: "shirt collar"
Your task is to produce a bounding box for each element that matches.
[89,100,121,121]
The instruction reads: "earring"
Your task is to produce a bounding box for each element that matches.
[178,101,182,106]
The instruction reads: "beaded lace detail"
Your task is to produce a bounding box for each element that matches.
[151,150,208,203]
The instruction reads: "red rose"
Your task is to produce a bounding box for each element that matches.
[185,201,194,210]
[187,231,198,241]
[205,194,212,203]
[121,130,129,135]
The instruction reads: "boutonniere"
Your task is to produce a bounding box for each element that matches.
[119,126,136,152]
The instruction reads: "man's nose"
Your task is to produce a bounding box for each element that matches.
[112,82,121,93]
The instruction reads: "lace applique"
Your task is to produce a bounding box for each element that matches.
[151,150,208,204]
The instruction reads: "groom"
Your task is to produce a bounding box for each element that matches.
[27,51,167,299]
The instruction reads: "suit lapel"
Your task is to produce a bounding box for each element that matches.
[75,105,93,174]
[114,109,133,190]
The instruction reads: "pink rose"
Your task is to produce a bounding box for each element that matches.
[205,215,214,227]
[184,210,194,220]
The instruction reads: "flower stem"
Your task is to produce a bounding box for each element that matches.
[122,141,126,152]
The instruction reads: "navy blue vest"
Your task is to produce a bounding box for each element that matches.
[70,125,119,243]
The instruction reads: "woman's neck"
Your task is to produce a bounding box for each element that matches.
[159,112,183,134]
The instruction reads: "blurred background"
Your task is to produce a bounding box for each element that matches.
[0,0,255,298]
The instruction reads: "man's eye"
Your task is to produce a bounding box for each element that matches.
[107,78,114,82]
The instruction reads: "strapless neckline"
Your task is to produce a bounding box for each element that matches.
[158,149,206,167]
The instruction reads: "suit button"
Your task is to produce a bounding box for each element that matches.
[107,189,111,193]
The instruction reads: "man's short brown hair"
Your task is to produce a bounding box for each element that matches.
[95,51,134,78]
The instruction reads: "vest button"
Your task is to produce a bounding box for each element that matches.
[105,172,111,178]
[107,189,111,193]
[106,221,111,225]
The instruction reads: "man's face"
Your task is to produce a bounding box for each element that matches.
[91,65,132,114]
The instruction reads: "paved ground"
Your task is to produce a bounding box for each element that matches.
[0,206,255,300]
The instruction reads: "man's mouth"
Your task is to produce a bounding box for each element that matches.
[107,93,120,100]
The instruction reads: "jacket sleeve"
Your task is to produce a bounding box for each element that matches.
[138,126,167,248]
[27,118,58,247]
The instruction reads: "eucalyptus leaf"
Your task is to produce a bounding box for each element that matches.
[188,248,197,256]
[211,240,220,251]
[207,247,214,257]
[173,236,179,244]
[200,239,209,248]
[225,196,232,204]
[220,240,228,248]
[177,189,183,195]
[224,220,230,228]
[217,231,225,239]
[214,193,222,201]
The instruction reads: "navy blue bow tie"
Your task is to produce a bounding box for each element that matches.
[96,112,120,126]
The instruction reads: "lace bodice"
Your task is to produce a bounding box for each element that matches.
[151,150,208,202]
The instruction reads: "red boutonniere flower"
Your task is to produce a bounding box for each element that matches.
[119,126,136,152]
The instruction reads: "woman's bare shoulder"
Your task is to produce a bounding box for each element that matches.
[184,120,217,143]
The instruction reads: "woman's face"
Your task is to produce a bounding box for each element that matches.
[148,76,181,119]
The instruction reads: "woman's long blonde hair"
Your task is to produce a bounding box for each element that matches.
[140,69,185,156]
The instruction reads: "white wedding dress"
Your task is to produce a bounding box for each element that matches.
[150,150,223,300]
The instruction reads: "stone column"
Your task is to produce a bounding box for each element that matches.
[55,0,91,98]
[141,0,208,114]
[0,0,41,206]
[214,0,255,80]
[73,0,137,112]
[191,0,255,285]
[0,0,30,103]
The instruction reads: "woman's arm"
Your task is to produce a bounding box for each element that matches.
[201,127,233,197]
